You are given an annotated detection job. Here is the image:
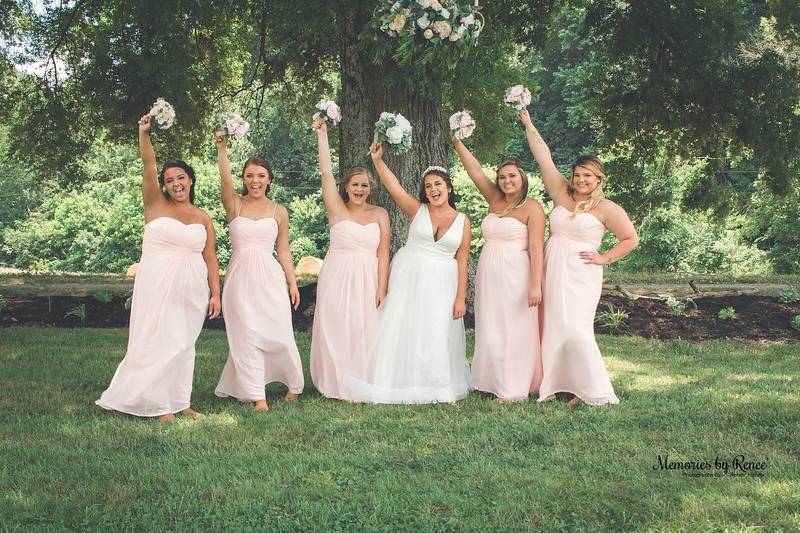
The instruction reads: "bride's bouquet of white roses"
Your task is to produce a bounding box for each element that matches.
[219,113,250,140]
[374,112,413,154]
[504,85,532,112]
[149,98,175,130]
[314,99,342,126]
[448,110,475,140]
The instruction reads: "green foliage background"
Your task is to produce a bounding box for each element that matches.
[0,1,798,274]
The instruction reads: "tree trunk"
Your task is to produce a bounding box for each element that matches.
[339,6,449,255]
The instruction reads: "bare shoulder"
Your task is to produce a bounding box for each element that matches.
[523,197,546,216]
[367,204,389,219]
[274,202,289,218]
[195,208,215,228]
[597,198,626,215]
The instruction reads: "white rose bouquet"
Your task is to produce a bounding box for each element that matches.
[149,98,175,130]
[374,112,412,154]
[314,99,342,126]
[219,113,250,140]
[504,85,532,112]
[448,110,475,140]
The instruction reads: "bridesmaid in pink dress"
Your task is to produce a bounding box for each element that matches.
[519,110,639,406]
[310,116,390,399]
[96,113,221,422]
[213,133,304,411]
[451,136,546,402]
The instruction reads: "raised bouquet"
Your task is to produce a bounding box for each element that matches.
[374,112,412,154]
[219,113,250,140]
[504,85,532,112]
[149,98,175,130]
[448,110,475,140]
[314,99,342,126]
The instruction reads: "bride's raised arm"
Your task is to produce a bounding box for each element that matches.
[369,142,420,219]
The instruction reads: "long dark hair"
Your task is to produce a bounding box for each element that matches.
[158,160,196,204]
[241,156,274,196]
[418,169,457,209]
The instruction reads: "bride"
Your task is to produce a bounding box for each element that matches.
[345,142,472,404]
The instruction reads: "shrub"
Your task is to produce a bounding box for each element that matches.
[718,307,737,320]
[94,290,113,303]
[595,303,629,330]
[289,236,320,264]
[777,286,799,304]
[65,303,87,325]
[791,315,800,332]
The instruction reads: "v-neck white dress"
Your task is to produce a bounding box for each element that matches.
[345,204,471,404]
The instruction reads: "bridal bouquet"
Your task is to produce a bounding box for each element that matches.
[219,113,250,140]
[314,99,342,126]
[448,110,475,140]
[504,85,532,112]
[374,112,412,154]
[149,98,175,130]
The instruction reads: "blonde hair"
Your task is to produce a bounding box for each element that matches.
[495,160,529,217]
[339,167,375,202]
[569,155,605,215]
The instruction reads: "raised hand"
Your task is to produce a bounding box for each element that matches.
[312,115,327,133]
[213,130,227,150]
[369,142,384,162]
[516,109,533,129]
[138,114,152,133]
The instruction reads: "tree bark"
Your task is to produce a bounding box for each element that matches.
[339,5,449,255]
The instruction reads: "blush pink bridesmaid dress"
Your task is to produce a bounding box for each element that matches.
[471,213,542,400]
[310,220,380,400]
[215,204,304,401]
[538,205,619,405]
[96,217,210,416]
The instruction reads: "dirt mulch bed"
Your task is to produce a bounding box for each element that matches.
[594,294,800,342]
[2,285,798,342]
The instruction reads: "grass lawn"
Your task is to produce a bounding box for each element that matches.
[1,328,798,531]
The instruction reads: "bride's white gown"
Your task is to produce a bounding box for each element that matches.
[346,204,471,404]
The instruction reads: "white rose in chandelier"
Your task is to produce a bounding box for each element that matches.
[434,20,452,38]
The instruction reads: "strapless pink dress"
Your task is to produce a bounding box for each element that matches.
[471,214,542,400]
[96,217,209,416]
[310,220,380,400]
[215,215,304,401]
[538,205,619,405]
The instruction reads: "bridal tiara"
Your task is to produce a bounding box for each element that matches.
[423,165,448,176]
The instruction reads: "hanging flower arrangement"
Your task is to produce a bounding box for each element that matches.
[370,1,485,67]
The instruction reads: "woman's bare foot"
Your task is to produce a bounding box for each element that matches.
[283,392,300,402]
[254,399,270,412]
[180,407,204,419]
[566,395,583,406]
[158,413,176,422]
[496,397,510,405]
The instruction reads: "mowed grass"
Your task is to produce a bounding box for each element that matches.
[0,328,798,531]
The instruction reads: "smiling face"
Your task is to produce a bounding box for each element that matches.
[423,172,451,207]
[496,163,525,199]
[243,164,271,198]
[345,173,371,205]
[161,166,193,203]
[571,165,602,197]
